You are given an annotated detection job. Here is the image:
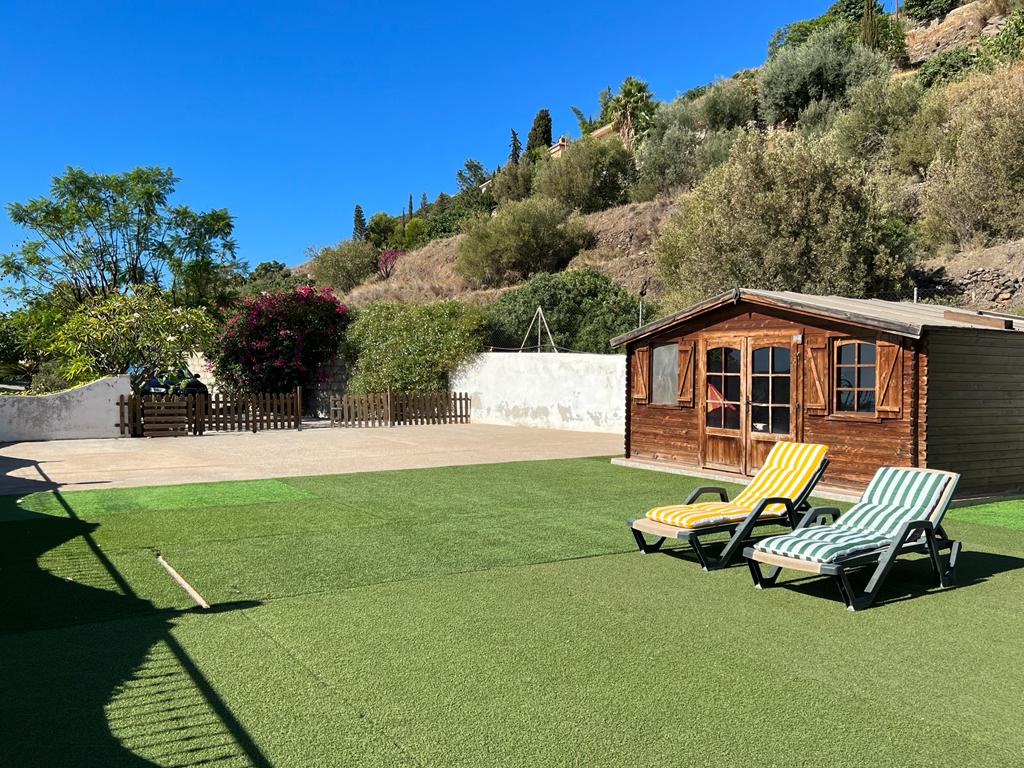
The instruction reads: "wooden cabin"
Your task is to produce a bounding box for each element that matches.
[611,289,1024,497]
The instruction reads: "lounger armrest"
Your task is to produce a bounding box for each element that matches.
[895,518,934,544]
[683,486,729,504]
[796,505,841,529]
[750,496,795,517]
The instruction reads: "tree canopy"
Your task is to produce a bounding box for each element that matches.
[2,166,239,304]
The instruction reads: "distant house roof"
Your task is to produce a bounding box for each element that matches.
[610,288,1024,347]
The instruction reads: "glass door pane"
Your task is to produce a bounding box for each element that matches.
[749,345,791,437]
[706,346,741,431]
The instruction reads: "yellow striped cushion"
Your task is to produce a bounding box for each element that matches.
[644,441,828,530]
[733,442,828,514]
[647,502,762,528]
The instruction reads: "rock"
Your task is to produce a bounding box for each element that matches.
[906,2,988,66]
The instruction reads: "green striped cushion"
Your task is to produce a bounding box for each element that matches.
[755,527,893,564]
[835,468,951,537]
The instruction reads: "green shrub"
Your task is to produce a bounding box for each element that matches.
[983,7,1024,63]
[797,98,842,135]
[456,197,594,288]
[483,269,642,354]
[921,67,1024,246]
[873,13,910,66]
[694,129,742,176]
[831,73,923,160]
[758,23,890,125]
[655,131,913,307]
[488,160,535,205]
[633,99,703,194]
[916,45,986,88]
[345,300,484,393]
[28,359,74,394]
[890,90,949,175]
[424,189,494,240]
[532,137,634,213]
[701,78,758,131]
[403,217,428,250]
[311,239,378,293]
[903,0,960,22]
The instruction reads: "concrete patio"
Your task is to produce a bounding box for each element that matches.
[0,423,623,495]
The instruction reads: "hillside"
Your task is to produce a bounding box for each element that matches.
[344,197,676,306]
[311,0,1024,316]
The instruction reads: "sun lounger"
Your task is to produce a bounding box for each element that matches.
[743,466,960,610]
[628,441,829,570]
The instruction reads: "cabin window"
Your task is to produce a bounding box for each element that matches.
[706,346,741,430]
[650,343,679,404]
[834,340,876,414]
[750,346,791,435]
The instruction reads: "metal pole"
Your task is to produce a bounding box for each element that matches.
[913,286,919,303]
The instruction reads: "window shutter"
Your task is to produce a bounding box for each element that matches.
[876,340,903,415]
[676,341,694,406]
[632,347,649,402]
[804,339,828,413]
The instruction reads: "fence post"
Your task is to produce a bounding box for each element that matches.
[386,389,394,427]
[295,386,302,429]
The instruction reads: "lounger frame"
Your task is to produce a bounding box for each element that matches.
[628,458,830,571]
[743,470,961,611]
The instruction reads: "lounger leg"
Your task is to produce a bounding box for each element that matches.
[746,558,782,589]
[844,539,909,611]
[707,514,764,570]
[631,528,665,554]
[941,539,961,588]
[834,571,856,609]
[689,534,712,571]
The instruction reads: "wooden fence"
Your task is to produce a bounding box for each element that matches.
[117,389,302,437]
[329,391,470,428]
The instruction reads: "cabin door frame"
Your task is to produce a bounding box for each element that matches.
[698,335,747,474]
[699,332,802,476]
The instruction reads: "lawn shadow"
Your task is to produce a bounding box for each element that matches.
[0,489,272,767]
[770,549,1024,609]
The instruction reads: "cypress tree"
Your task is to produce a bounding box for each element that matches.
[352,204,367,240]
[509,129,522,164]
[420,192,428,211]
[860,0,880,50]
[408,193,414,218]
[525,109,553,159]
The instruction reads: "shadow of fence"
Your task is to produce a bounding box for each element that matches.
[0,482,272,767]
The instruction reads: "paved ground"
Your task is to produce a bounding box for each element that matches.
[0,423,623,495]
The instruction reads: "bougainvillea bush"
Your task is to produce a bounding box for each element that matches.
[212,286,348,393]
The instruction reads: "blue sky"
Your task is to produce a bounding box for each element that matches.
[0,0,829,277]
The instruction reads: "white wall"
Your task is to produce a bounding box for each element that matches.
[451,352,625,433]
[0,376,132,442]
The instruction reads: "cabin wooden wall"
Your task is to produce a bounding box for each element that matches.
[626,303,924,492]
[925,328,1024,495]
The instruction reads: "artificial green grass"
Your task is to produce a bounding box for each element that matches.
[2,458,1023,767]
[948,498,1024,531]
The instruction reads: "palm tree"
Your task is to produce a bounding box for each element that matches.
[607,76,656,151]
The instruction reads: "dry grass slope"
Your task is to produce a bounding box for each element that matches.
[343,196,677,306]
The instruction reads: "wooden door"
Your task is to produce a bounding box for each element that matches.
[745,337,799,474]
[700,338,746,473]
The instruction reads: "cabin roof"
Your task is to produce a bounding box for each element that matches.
[611,289,1024,347]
